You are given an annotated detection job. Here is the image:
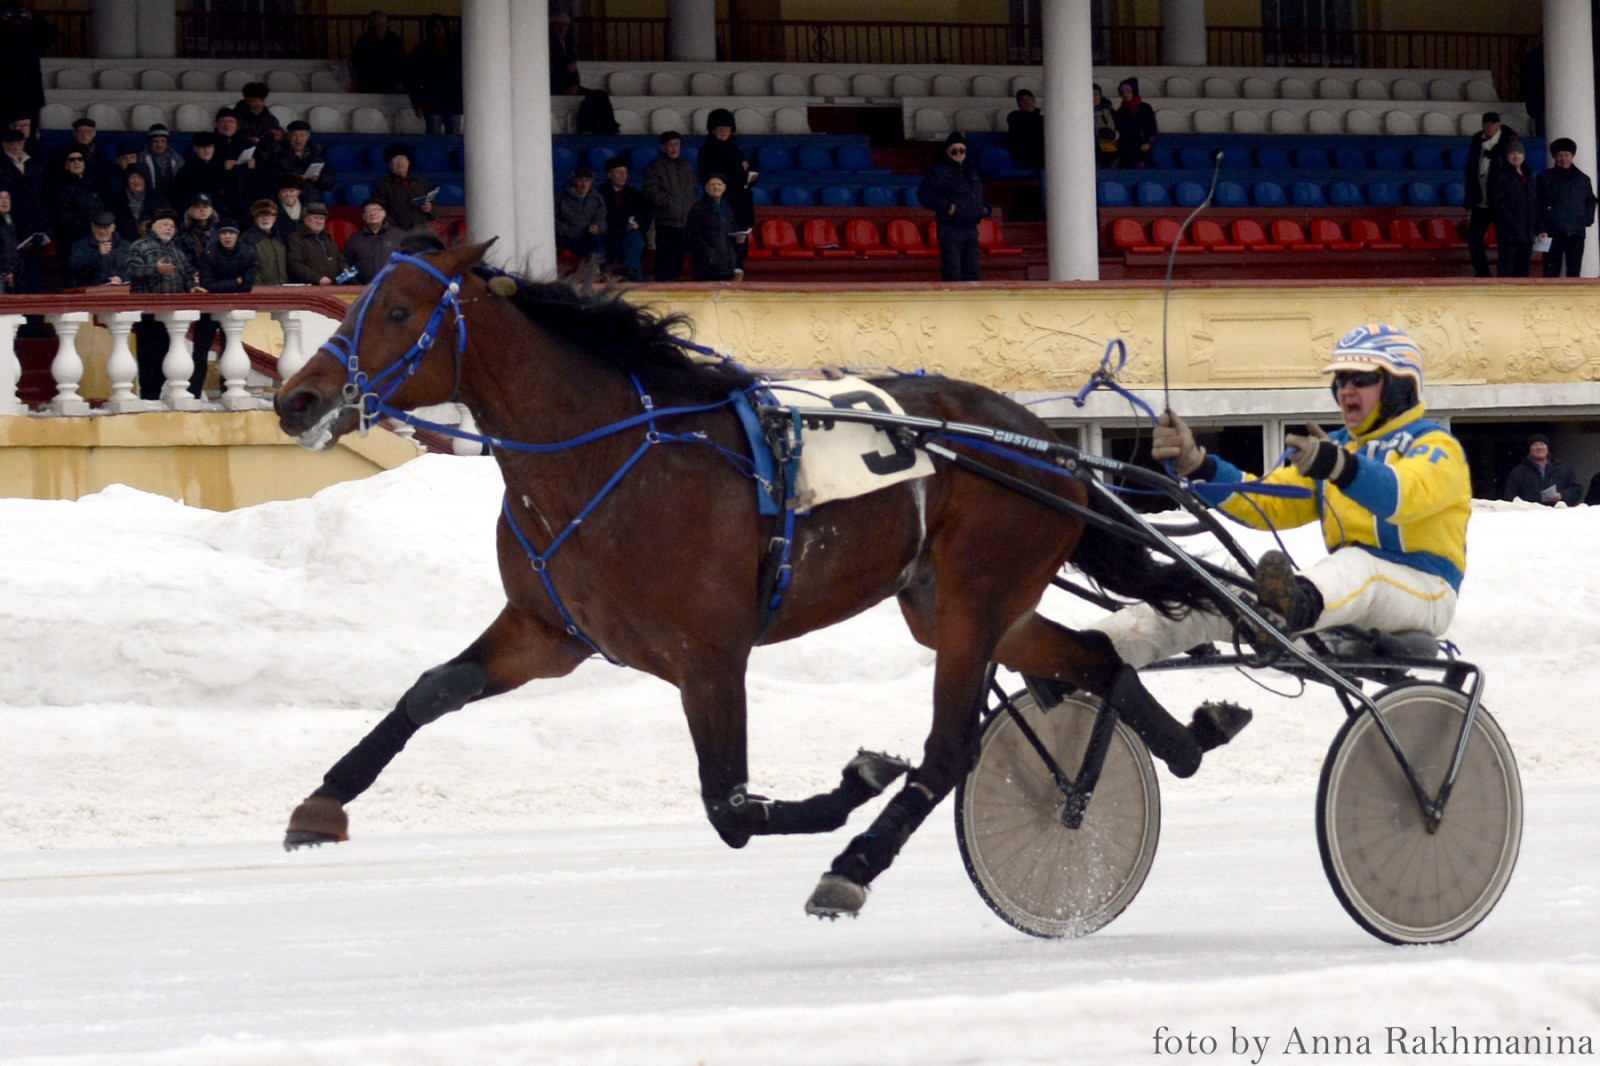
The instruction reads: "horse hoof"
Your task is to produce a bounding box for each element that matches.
[283,795,349,851]
[805,873,868,920]
[844,749,913,795]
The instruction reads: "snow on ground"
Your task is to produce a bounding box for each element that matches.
[2,456,1597,1064]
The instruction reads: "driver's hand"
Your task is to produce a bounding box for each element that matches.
[1153,410,1205,476]
[1286,422,1346,481]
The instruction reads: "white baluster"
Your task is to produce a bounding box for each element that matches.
[453,403,485,456]
[48,311,92,416]
[102,311,146,413]
[271,309,308,381]
[218,309,260,410]
[0,313,25,414]
[158,309,202,411]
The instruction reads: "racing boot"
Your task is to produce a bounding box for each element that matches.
[1254,550,1324,634]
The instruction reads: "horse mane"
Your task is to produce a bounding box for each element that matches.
[472,268,758,401]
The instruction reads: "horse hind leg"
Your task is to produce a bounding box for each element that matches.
[285,608,584,849]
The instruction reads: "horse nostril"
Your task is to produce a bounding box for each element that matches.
[275,386,325,426]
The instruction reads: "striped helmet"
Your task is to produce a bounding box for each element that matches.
[1325,323,1424,389]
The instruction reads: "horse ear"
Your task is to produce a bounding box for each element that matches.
[435,237,498,275]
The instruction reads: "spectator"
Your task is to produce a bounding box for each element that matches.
[1488,138,1538,277]
[1503,434,1582,506]
[371,141,436,232]
[139,124,184,203]
[6,114,38,158]
[643,129,696,282]
[269,120,336,202]
[233,82,283,148]
[125,207,200,400]
[917,131,988,282]
[1112,77,1157,168]
[1463,111,1512,278]
[351,9,407,94]
[697,108,754,265]
[51,118,112,195]
[408,14,464,136]
[549,11,580,95]
[272,173,307,241]
[65,210,128,287]
[1093,84,1118,169]
[243,198,288,285]
[1536,136,1596,279]
[112,168,167,241]
[0,2,55,132]
[0,188,21,290]
[286,202,347,286]
[1586,471,1600,506]
[555,165,605,262]
[177,132,234,220]
[344,199,403,283]
[100,139,142,203]
[52,146,105,253]
[176,192,220,268]
[686,173,740,281]
[190,218,257,396]
[599,156,650,281]
[0,127,47,289]
[1006,89,1044,171]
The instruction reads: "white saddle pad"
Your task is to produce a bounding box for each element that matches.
[766,378,936,511]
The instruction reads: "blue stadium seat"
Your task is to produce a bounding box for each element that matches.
[756,145,792,172]
[629,145,658,172]
[749,184,772,206]
[1405,181,1440,206]
[1215,180,1249,208]
[1220,147,1252,169]
[1447,146,1468,169]
[326,145,366,173]
[863,185,899,207]
[1329,180,1364,206]
[1252,181,1287,207]
[437,182,466,206]
[796,144,834,171]
[1411,146,1446,170]
[776,185,813,206]
[413,145,451,173]
[1151,146,1176,168]
[1135,181,1170,206]
[979,145,1016,175]
[903,185,922,206]
[449,146,465,170]
[1442,181,1466,207]
[1256,147,1291,170]
[1333,148,1367,169]
[341,182,371,207]
[1373,147,1406,170]
[1366,181,1400,206]
[1293,148,1330,169]
[819,185,855,206]
[1097,180,1131,206]
[1173,180,1207,207]
[1179,147,1214,169]
[836,144,873,171]
[1291,180,1326,206]
[584,146,619,172]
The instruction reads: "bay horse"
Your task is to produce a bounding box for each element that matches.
[273,242,1232,919]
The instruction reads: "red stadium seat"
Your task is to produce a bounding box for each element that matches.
[977,218,1024,255]
[760,219,813,258]
[1424,217,1467,249]
[1150,218,1203,253]
[1269,218,1325,251]
[1229,218,1285,252]
[801,219,857,258]
[1309,219,1363,251]
[1348,219,1404,250]
[328,219,358,248]
[886,218,938,257]
[1191,219,1245,252]
[743,224,772,259]
[1110,217,1161,254]
[844,218,900,257]
[1386,218,1442,250]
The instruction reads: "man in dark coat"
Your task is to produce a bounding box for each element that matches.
[697,108,755,242]
[285,202,347,285]
[1488,138,1538,277]
[1006,89,1044,170]
[643,130,696,281]
[344,199,404,283]
[1503,434,1582,506]
[268,120,336,203]
[1463,112,1512,278]
[917,132,988,282]
[407,15,464,135]
[0,2,55,131]
[351,10,407,94]
[65,211,128,287]
[1536,136,1597,278]
[599,157,651,281]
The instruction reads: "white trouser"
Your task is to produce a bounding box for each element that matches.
[1088,547,1459,669]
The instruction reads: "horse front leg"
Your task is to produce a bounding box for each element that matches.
[284,607,584,848]
[683,665,911,851]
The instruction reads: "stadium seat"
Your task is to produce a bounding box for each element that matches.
[326,145,366,173]
[1291,181,1326,207]
[862,186,899,208]
[743,226,772,260]
[1252,181,1287,207]
[1179,147,1214,169]
[1411,146,1446,170]
[1333,148,1368,169]
[1230,219,1285,252]
[1348,219,1404,250]
[1173,181,1207,207]
[796,145,834,171]
[1329,181,1364,207]
[1135,181,1170,207]
[1270,219,1324,251]
[980,145,1020,175]
[629,145,658,172]
[756,146,791,172]
[1447,146,1469,170]
[438,183,465,206]
[819,186,856,207]
[1372,147,1407,170]
[1442,181,1466,207]
[886,218,938,257]
[1215,181,1249,208]
[1220,147,1252,169]
[342,182,372,207]
[1293,148,1330,169]
[802,219,857,258]
[903,185,922,207]
[328,219,358,247]
[1387,218,1443,249]
[977,218,1024,256]
[1310,219,1363,251]
[1424,217,1467,248]
[1255,147,1291,170]
[836,145,874,171]
[1150,218,1203,253]
[759,219,811,258]
[844,218,899,257]
[776,185,813,207]
[1365,182,1401,206]
[1150,146,1176,169]
[1110,217,1162,255]
[413,146,452,173]
[1098,180,1132,207]
[748,184,773,206]
[1405,182,1441,206]
[1191,219,1245,252]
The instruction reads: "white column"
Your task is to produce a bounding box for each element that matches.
[463,0,520,263]
[1161,0,1208,66]
[218,309,258,410]
[272,310,309,382]
[454,404,486,456]
[135,0,177,59]
[48,312,92,416]
[158,310,201,410]
[510,0,558,274]
[668,0,717,62]
[1043,0,1098,281]
[0,314,25,414]
[1544,0,1599,277]
[103,311,145,413]
[92,0,139,59]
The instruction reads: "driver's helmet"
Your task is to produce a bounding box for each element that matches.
[1325,323,1424,390]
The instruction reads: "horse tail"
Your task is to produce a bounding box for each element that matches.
[1068,490,1220,620]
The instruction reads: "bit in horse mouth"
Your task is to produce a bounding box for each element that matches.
[295,405,345,452]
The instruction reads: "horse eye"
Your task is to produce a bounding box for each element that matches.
[387,306,410,323]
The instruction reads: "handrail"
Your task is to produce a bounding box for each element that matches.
[0,289,354,323]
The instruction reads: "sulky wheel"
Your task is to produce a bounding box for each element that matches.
[955,690,1160,938]
[1316,682,1522,945]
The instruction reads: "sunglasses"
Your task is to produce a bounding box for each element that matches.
[1333,370,1384,389]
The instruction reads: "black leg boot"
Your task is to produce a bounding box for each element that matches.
[1105,663,1203,778]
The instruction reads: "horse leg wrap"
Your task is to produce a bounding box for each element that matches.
[703,784,765,849]
[1105,663,1202,779]
[399,660,489,726]
[313,707,423,805]
[825,780,937,889]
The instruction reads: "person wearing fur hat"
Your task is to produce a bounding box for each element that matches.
[138,124,184,202]
[1536,136,1596,278]
[555,165,606,261]
[372,141,436,232]
[917,132,988,281]
[233,81,283,147]
[268,119,335,200]
[1112,77,1157,168]
[1503,434,1581,505]
[1082,325,1471,781]
[697,108,754,254]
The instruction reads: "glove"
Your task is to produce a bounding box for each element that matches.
[1152,410,1205,476]
[1285,423,1347,482]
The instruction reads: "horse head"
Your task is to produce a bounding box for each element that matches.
[275,239,498,450]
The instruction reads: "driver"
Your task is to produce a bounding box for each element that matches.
[1082,323,1472,777]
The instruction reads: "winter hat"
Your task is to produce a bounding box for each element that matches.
[1528,433,1550,447]
[151,207,178,223]
[190,192,212,206]
[1015,89,1034,104]
[115,140,141,156]
[192,131,218,148]
[382,141,413,164]
[604,156,628,173]
[572,165,595,179]
[943,131,968,148]
[250,198,278,216]
[286,120,311,132]
[304,202,328,216]
[1550,137,1577,155]
[72,117,96,129]
[214,107,237,121]
[241,82,269,99]
[217,218,240,234]
[1,129,24,143]
[706,108,735,133]
[92,211,116,227]
[276,173,305,191]
[658,130,682,144]
[1482,111,1501,124]
[146,124,171,139]
[1119,77,1140,95]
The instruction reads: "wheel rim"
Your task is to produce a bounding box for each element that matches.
[1319,686,1522,944]
[958,693,1160,938]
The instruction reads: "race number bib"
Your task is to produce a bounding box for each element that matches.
[767,378,936,510]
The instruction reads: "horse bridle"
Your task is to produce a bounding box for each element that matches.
[317,252,469,436]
